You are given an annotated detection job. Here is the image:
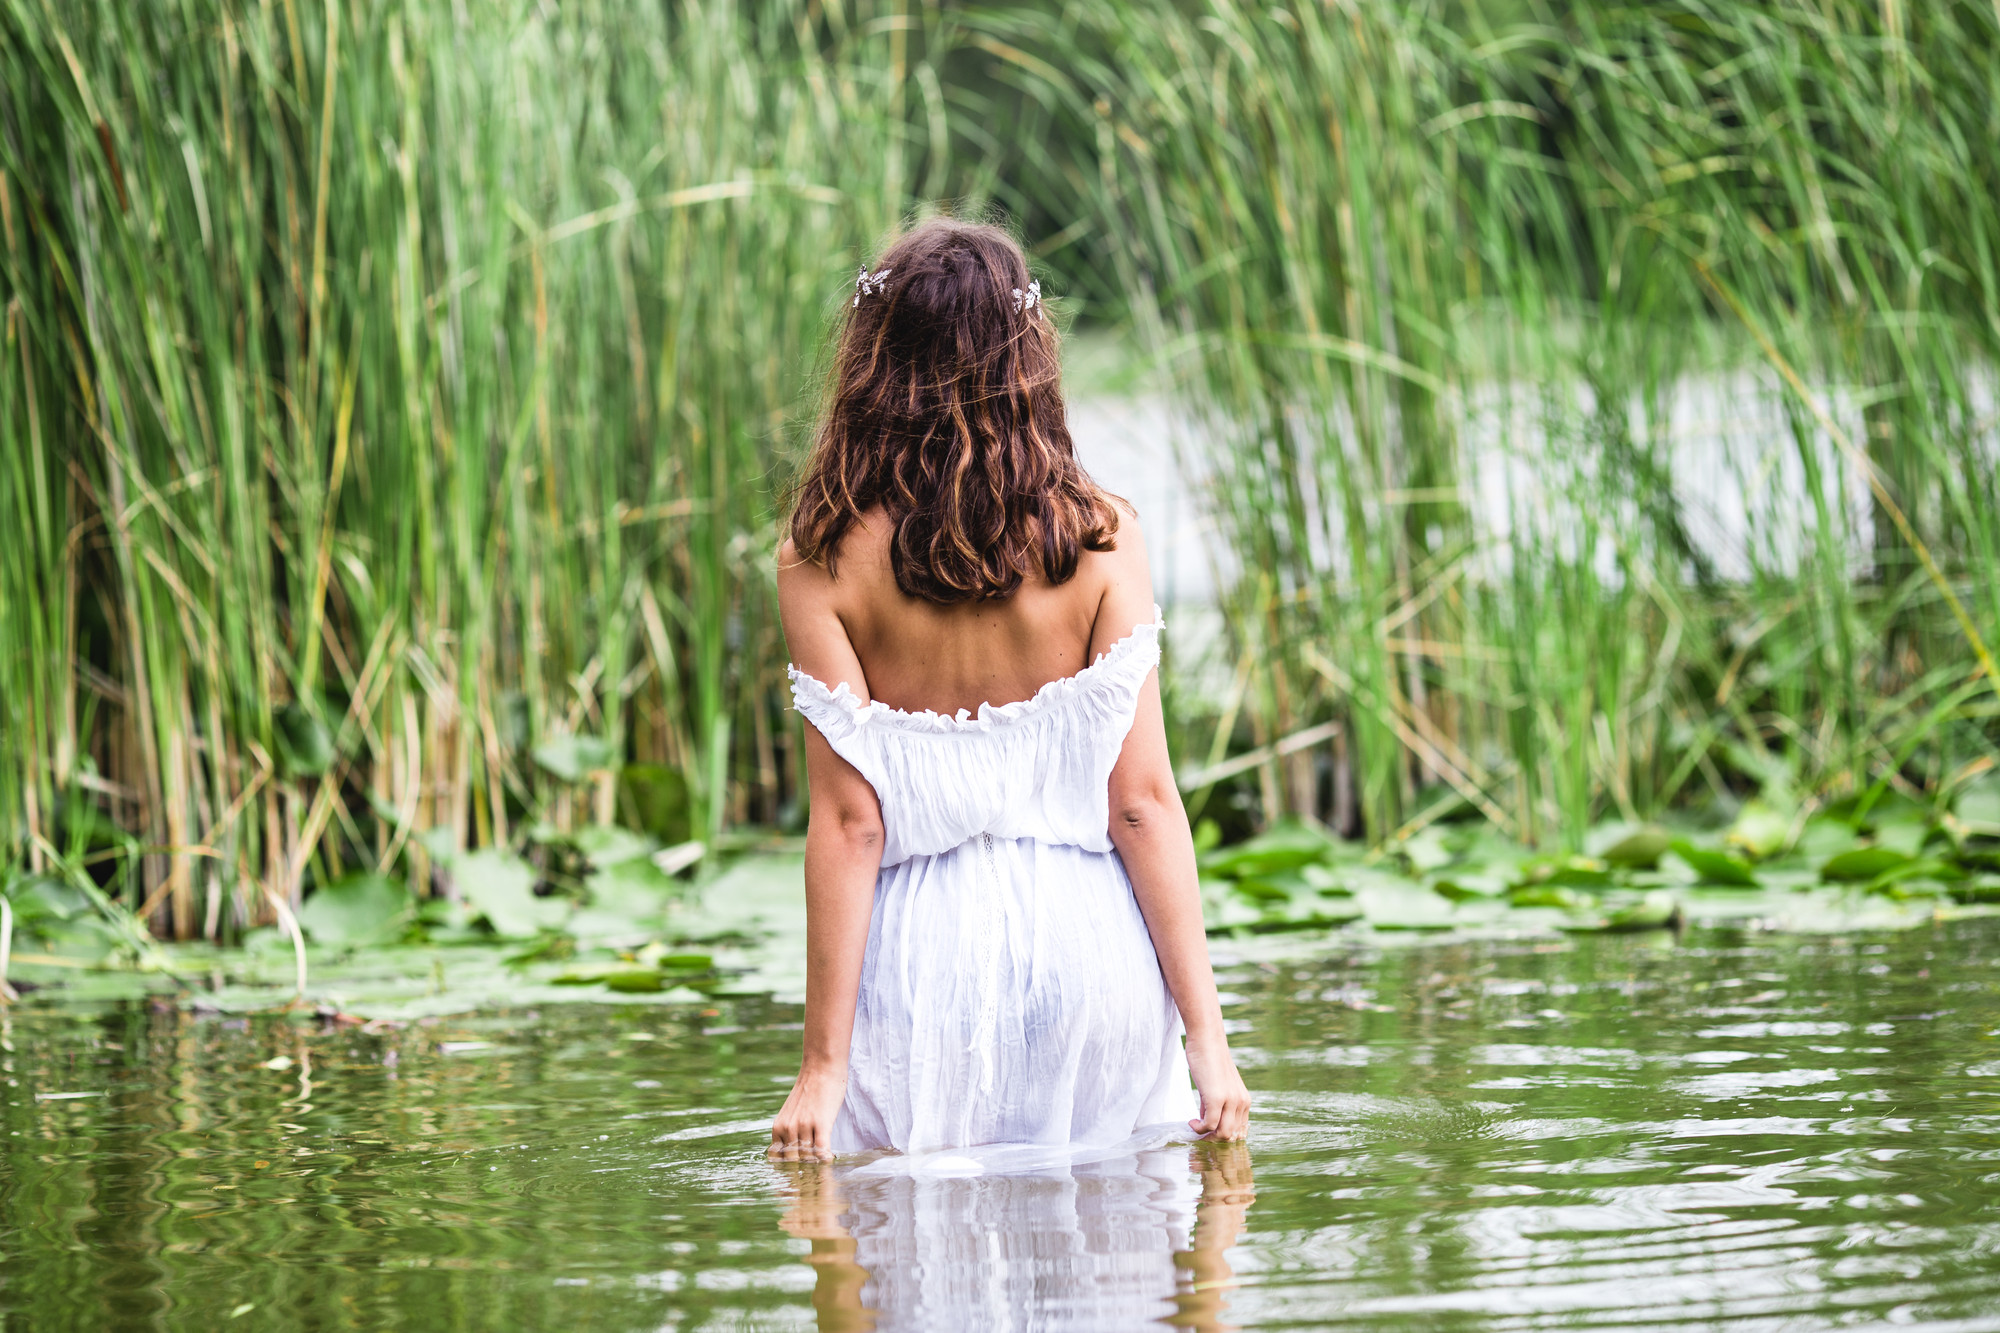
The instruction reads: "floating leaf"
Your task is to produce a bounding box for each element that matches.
[1507,883,1589,910]
[1601,827,1671,870]
[1198,819,1340,879]
[1956,779,2000,836]
[1726,800,1792,860]
[1872,820,1929,857]
[1954,874,2000,903]
[1863,858,1959,895]
[453,849,568,938]
[1432,873,1508,902]
[1821,846,1914,883]
[1668,840,1759,887]
[1300,863,1352,895]
[298,873,413,948]
[8,876,91,922]
[1232,874,1305,904]
[1602,891,1683,932]
[1797,818,1859,860]
[574,825,657,867]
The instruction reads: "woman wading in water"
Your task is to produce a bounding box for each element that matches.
[770,218,1249,1162]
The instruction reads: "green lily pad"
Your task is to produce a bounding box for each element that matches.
[574,825,657,867]
[1603,891,1683,932]
[297,873,413,948]
[1957,779,2000,835]
[1508,883,1589,910]
[1726,800,1792,860]
[1821,846,1914,883]
[1669,840,1759,886]
[1198,819,1340,879]
[1600,827,1671,870]
[454,849,568,938]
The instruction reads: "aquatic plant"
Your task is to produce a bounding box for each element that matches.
[4,0,1998,947]
[0,0,964,938]
[989,0,2000,845]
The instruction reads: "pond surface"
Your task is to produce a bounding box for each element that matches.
[3,918,1998,1331]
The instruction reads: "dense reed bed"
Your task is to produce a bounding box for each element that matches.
[992,0,2000,844]
[0,0,978,936]
[4,0,1997,939]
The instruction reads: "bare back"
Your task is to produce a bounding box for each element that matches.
[777,505,1157,716]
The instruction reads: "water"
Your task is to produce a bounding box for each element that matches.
[4,918,1998,1330]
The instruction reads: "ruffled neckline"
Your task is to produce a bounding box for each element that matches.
[788,608,1163,735]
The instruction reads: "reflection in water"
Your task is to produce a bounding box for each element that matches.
[5,922,2000,1327]
[777,1143,1256,1331]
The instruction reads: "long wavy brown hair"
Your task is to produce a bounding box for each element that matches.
[788,218,1119,604]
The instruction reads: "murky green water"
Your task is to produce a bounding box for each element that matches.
[3,919,1998,1330]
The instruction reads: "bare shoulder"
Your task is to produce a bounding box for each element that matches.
[775,530,872,696]
[1081,500,1156,654]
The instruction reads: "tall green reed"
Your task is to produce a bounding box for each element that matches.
[0,0,967,935]
[991,0,2000,844]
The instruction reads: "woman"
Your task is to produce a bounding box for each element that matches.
[770,218,1249,1161]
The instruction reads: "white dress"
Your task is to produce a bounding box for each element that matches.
[788,611,1199,1158]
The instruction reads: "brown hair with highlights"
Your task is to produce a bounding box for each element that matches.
[788,218,1119,604]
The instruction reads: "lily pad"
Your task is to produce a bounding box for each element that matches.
[1821,846,1914,883]
[1725,800,1792,860]
[454,849,568,938]
[298,873,413,948]
[1603,891,1684,932]
[1957,779,2000,836]
[1198,819,1340,879]
[1669,840,1759,887]
[1600,827,1671,870]
[574,825,657,867]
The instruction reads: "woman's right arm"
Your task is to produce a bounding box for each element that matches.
[770,542,884,1161]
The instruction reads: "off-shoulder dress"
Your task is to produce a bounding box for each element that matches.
[787,612,1198,1156]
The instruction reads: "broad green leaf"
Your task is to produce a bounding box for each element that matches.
[1669,840,1759,886]
[7,875,91,922]
[1797,818,1859,860]
[532,734,617,783]
[298,873,413,948]
[574,825,657,867]
[1508,884,1589,910]
[1957,779,2000,835]
[1602,891,1683,932]
[1872,821,1929,857]
[454,849,568,938]
[1726,800,1792,860]
[1601,827,1671,870]
[1821,846,1914,883]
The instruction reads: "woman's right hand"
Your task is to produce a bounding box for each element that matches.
[770,1064,848,1161]
[1184,1034,1251,1141]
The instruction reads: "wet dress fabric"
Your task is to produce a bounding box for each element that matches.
[788,612,1198,1158]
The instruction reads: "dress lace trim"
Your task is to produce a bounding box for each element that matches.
[786,608,1163,736]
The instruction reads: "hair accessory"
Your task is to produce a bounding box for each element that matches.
[1013,279,1042,314]
[854,265,893,306]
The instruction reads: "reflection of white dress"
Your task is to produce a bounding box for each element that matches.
[789,612,1198,1157]
[838,1148,1201,1326]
